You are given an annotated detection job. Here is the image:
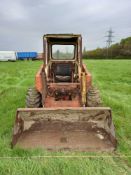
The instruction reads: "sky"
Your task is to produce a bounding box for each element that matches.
[0,0,131,52]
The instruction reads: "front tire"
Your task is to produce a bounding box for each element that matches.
[87,86,102,107]
[26,87,42,108]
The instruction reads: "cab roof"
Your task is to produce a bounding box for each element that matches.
[44,34,81,38]
[43,34,81,43]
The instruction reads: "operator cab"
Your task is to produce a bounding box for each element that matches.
[43,34,82,83]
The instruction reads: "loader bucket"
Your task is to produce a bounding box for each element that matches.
[11,107,117,151]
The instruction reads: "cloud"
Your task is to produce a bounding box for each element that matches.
[0,0,131,51]
[0,1,28,21]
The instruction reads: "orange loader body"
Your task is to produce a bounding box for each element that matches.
[11,34,117,151]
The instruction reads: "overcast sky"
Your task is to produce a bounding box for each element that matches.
[0,0,131,52]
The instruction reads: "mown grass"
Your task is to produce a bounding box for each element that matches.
[0,60,131,175]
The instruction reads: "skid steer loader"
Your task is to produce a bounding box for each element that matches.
[12,34,117,151]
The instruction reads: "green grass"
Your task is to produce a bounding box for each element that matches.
[0,60,131,174]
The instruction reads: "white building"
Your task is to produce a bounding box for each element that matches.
[0,51,17,61]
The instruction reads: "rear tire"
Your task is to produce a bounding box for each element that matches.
[26,87,42,108]
[87,86,102,107]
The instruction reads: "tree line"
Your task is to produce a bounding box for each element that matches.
[83,37,131,59]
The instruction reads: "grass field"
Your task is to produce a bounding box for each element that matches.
[0,60,131,175]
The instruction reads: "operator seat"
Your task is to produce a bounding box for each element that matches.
[54,63,72,82]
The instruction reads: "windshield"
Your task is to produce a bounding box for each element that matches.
[52,45,75,60]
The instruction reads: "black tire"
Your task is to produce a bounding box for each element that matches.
[86,86,102,107]
[26,87,42,108]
